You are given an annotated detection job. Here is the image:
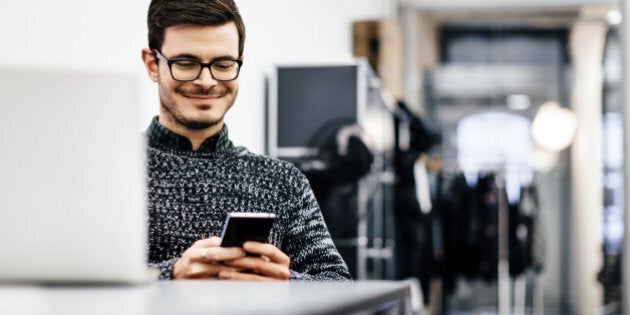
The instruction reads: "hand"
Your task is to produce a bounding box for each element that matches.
[172,237,247,280]
[219,241,290,281]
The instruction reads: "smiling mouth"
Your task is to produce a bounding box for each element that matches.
[183,94,219,110]
[185,94,221,100]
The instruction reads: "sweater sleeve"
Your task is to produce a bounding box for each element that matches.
[149,257,178,280]
[283,174,353,281]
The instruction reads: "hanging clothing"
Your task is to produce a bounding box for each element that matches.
[433,171,468,296]
[414,160,433,214]
[298,119,375,240]
[475,173,500,282]
[393,149,434,304]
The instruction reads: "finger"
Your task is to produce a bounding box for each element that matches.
[195,246,246,263]
[193,236,222,248]
[218,270,285,282]
[187,263,245,279]
[243,242,290,264]
[173,237,244,280]
[226,257,290,280]
[198,248,217,264]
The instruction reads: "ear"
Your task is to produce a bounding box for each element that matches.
[141,48,159,83]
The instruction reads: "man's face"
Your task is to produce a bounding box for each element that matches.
[146,22,240,133]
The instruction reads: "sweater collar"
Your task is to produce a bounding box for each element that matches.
[146,116,234,153]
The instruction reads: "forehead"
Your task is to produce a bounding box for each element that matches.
[162,22,239,57]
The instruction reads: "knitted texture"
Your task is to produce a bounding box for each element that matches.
[147,144,352,281]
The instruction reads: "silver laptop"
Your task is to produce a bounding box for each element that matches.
[0,67,150,284]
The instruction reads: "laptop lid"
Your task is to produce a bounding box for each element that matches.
[0,67,149,284]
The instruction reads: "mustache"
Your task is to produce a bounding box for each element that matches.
[176,86,225,97]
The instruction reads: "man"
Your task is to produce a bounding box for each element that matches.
[140,0,351,281]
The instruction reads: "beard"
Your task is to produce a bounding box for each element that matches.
[158,82,237,131]
[176,117,217,130]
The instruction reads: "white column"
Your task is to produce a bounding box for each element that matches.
[569,16,607,315]
[400,8,422,112]
[400,9,439,115]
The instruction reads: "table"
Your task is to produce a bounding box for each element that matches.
[0,280,415,315]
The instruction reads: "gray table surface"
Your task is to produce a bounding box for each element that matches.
[0,280,413,315]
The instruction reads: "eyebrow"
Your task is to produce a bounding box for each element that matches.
[167,53,240,61]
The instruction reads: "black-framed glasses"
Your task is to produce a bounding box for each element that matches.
[153,50,243,82]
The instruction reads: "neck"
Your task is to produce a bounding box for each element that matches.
[158,114,223,151]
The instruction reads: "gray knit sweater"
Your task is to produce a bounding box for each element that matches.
[146,122,351,281]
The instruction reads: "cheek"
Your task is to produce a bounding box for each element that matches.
[225,81,238,94]
[158,75,181,95]
[157,80,179,105]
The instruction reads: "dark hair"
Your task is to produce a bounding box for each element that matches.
[148,0,245,57]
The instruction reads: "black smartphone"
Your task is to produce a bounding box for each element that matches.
[219,212,276,247]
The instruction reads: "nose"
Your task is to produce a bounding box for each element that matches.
[194,65,217,87]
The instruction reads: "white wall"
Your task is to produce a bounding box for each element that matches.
[0,0,151,137]
[0,0,395,154]
[235,0,396,153]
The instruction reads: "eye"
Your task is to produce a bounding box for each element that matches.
[213,60,237,70]
[172,60,199,69]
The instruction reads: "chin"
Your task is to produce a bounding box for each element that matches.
[185,120,218,130]
[184,113,223,129]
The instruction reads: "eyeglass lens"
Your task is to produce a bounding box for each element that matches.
[170,59,240,81]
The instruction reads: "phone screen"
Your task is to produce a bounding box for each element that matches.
[219,212,276,247]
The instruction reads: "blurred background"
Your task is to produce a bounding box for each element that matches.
[0,0,628,314]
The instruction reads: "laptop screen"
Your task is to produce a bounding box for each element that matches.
[0,68,148,284]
